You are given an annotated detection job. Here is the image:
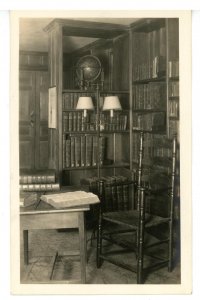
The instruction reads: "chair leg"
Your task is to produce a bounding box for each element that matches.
[137,188,145,284]
[137,230,144,284]
[96,209,103,268]
[168,219,173,272]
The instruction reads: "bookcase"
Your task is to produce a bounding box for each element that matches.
[131,18,179,169]
[44,18,179,214]
[62,89,130,186]
[44,19,131,201]
[130,19,180,246]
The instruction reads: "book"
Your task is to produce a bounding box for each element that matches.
[70,136,75,167]
[99,136,106,165]
[20,183,60,192]
[41,191,100,209]
[85,135,93,167]
[80,135,86,167]
[20,170,56,184]
[20,192,38,207]
[68,112,73,131]
[74,136,81,167]
[92,135,98,166]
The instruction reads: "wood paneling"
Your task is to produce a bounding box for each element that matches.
[19,51,48,71]
[112,34,129,90]
[47,23,63,176]
[19,70,49,170]
[35,71,49,169]
[19,71,35,169]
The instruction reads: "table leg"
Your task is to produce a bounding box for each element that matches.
[78,212,87,284]
[23,230,29,265]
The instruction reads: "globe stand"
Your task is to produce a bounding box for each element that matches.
[78,68,104,91]
[76,55,104,91]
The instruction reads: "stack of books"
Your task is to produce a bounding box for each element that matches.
[80,175,132,212]
[19,169,60,192]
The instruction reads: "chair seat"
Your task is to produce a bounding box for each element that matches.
[103,210,170,229]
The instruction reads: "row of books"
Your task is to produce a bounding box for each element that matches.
[80,175,131,211]
[133,82,166,110]
[63,111,97,132]
[168,61,179,78]
[20,183,60,192]
[99,112,128,131]
[169,81,179,97]
[63,111,129,133]
[133,56,166,81]
[63,135,106,168]
[132,27,166,81]
[132,112,166,132]
[133,59,179,83]
[152,138,173,159]
[19,170,60,193]
[169,100,179,118]
[63,92,96,110]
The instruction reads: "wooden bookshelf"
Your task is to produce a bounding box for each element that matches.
[45,18,179,213]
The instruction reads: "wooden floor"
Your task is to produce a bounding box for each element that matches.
[20,228,181,284]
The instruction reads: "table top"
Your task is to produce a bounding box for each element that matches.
[20,186,91,215]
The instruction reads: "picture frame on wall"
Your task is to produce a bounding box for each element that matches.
[48,86,57,129]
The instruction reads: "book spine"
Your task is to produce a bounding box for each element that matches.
[92,135,98,166]
[73,112,77,132]
[85,135,93,167]
[80,135,86,167]
[77,111,82,132]
[99,136,106,166]
[74,136,81,167]
[68,112,73,132]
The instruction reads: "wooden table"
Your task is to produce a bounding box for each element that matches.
[20,195,90,284]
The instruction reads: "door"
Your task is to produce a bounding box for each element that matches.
[19,70,49,170]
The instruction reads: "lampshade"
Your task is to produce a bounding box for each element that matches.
[76,96,94,117]
[102,96,122,117]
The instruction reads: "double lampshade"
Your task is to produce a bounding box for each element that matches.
[76,95,122,117]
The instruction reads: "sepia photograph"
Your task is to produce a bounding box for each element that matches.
[10,10,192,295]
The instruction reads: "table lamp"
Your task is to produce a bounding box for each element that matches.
[102,96,122,117]
[76,96,94,117]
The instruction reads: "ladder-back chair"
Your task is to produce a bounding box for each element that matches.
[96,133,177,284]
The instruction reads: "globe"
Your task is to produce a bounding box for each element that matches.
[76,55,101,82]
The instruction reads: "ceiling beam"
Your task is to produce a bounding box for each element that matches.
[44,18,129,38]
